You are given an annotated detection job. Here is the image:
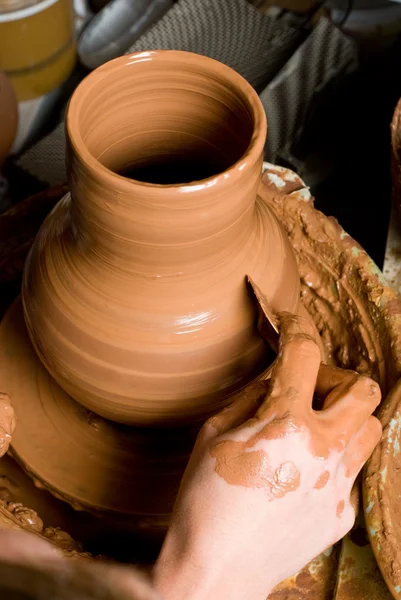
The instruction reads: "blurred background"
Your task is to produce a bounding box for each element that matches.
[1,0,401,269]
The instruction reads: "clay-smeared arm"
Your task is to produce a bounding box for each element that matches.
[154,313,382,600]
[0,392,16,458]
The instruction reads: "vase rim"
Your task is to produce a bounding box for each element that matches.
[66,50,267,194]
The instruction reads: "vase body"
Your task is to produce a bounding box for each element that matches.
[22,51,300,426]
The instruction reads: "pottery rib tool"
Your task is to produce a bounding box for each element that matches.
[246,275,341,402]
[246,275,280,353]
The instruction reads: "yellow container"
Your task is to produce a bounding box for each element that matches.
[0,0,76,101]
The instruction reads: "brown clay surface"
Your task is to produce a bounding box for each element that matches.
[259,165,401,396]
[363,98,401,600]
[364,378,401,599]
[1,163,401,597]
[334,513,392,600]
[22,51,300,427]
[268,546,339,600]
[0,393,15,457]
[0,296,197,518]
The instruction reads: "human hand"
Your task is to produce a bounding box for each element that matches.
[154,313,382,600]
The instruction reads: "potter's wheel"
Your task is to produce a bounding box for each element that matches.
[364,378,401,599]
[0,298,197,519]
[2,164,401,597]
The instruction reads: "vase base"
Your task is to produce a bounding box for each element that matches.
[0,298,198,523]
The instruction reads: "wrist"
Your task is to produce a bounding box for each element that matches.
[154,537,274,600]
[154,553,215,600]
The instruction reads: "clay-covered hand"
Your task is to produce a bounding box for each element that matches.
[154,313,382,600]
[0,392,16,458]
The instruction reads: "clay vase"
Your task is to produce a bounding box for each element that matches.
[22,51,300,427]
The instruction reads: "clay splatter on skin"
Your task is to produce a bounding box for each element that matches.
[210,303,382,502]
[314,470,330,489]
[210,437,300,498]
[337,500,345,517]
[248,306,380,464]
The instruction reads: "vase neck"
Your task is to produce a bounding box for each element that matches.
[68,149,262,274]
[65,51,267,274]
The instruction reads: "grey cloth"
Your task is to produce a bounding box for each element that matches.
[17,122,67,187]
[261,16,358,161]
[17,0,303,185]
[127,0,303,91]
[78,0,173,69]
[16,2,357,187]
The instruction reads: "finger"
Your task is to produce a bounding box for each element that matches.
[315,365,360,403]
[320,376,381,446]
[342,416,382,481]
[0,531,62,563]
[256,312,321,418]
[206,381,268,436]
[297,303,326,361]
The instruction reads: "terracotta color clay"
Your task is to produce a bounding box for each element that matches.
[22,51,300,427]
[365,378,401,599]
[0,393,15,457]
[211,434,301,496]
[258,165,397,391]
[210,307,380,495]
[314,471,330,489]
[0,164,400,582]
[0,72,18,166]
[0,298,196,518]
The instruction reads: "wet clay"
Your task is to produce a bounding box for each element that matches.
[268,545,339,600]
[0,452,164,561]
[22,51,300,427]
[333,513,392,600]
[211,437,300,497]
[364,378,401,599]
[0,297,196,519]
[314,471,330,489]
[209,308,380,495]
[0,393,15,458]
[210,392,302,495]
[234,284,381,467]
[1,163,401,574]
[258,164,401,395]
[337,500,345,518]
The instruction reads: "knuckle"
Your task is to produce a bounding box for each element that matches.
[198,420,217,444]
[352,375,381,406]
